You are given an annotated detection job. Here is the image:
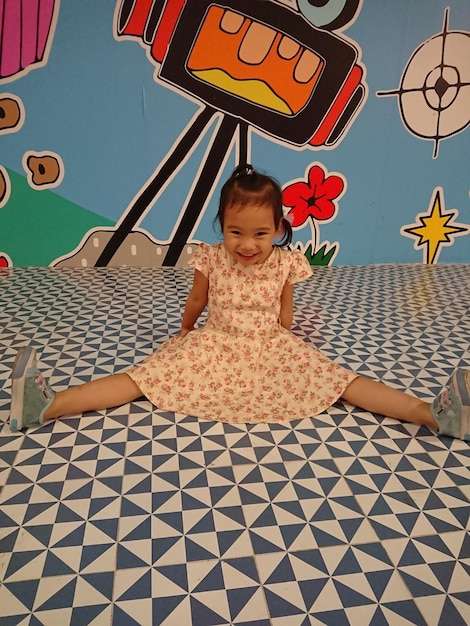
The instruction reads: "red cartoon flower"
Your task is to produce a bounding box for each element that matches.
[0,255,10,268]
[282,164,344,227]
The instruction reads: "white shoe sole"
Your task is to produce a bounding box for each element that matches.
[10,346,37,432]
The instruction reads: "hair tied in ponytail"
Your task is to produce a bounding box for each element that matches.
[234,164,255,178]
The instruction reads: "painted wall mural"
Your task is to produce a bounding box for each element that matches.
[377,8,470,159]
[0,0,469,268]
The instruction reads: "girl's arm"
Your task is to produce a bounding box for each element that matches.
[279,282,294,330]
[180,269,209,336]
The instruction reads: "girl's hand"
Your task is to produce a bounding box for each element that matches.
[179,327,193,338]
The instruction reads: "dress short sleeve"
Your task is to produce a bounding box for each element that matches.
[188,243,211,277]
[287,249,313,284]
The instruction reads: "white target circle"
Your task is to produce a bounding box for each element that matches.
[400,31,470,140]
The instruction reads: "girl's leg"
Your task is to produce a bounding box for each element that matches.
[44,373,143,420]
[10,345,144,431]
[341,375,438,430]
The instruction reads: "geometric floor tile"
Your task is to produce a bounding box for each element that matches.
[1,264,469,625]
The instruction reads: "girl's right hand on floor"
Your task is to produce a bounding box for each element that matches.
[179,327,193,338]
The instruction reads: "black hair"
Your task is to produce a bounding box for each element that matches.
[213,164,292,247]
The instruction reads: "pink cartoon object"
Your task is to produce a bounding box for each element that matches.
[0,0,58,80]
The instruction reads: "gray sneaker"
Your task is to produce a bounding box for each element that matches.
[10,346,55,432]
[431,369,470,440]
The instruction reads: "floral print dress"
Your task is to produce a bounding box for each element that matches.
[128,243,357,423]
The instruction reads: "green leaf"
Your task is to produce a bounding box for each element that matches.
[304,243,337,266]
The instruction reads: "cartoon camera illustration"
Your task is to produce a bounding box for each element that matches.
[117,0,366,147]
[57,0,366,268]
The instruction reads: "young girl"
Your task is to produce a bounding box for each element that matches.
[9,165,470,440]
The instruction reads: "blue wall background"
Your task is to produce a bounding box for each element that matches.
[0,0,469,267]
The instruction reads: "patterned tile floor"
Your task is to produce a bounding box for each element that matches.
[0,263,469,626]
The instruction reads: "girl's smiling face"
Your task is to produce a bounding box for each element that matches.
[222,203,280,266]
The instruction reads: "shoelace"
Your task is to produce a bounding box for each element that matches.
[438,388,452,409]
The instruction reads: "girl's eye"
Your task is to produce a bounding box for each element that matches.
[231,230,241,235]
[256,232,268,237]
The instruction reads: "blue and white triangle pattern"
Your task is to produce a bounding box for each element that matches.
[0,264,469,626]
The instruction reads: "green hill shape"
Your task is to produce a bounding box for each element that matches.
[0,168,114,266]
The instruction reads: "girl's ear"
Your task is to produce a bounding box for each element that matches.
[274,218,288,242]
[276,214,293,236]
[275,215,293,246]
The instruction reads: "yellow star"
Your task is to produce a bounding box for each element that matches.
[401,188,469,264]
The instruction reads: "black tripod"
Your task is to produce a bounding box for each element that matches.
[94,106,249,266]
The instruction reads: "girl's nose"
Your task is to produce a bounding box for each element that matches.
[239,243,256,253]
